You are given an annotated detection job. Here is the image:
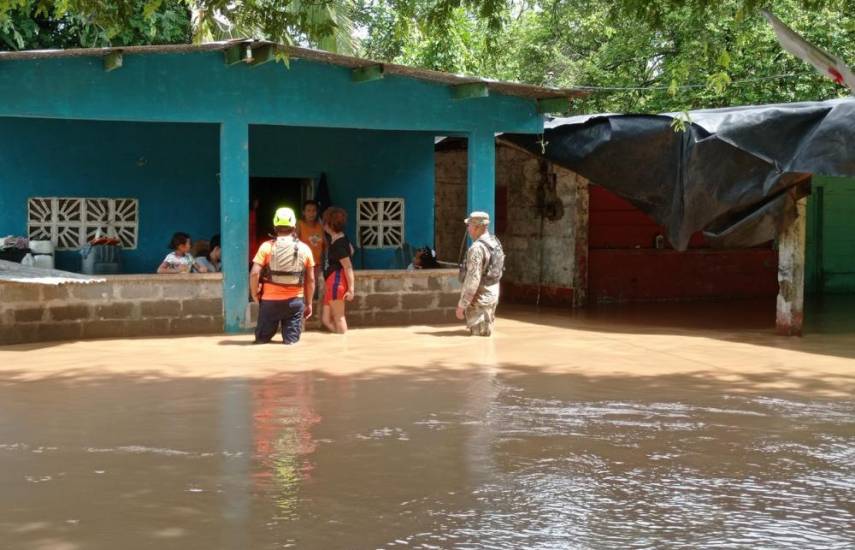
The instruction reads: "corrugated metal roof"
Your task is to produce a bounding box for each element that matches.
[0,259,105,285]
[0,39,587,100]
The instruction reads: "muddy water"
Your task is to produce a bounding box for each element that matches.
[1,307,854,549]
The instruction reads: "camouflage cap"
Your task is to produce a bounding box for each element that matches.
[464,211,491,225]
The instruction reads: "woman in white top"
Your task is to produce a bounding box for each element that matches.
[157,232,194,273]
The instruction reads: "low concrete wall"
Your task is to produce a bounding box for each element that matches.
[346,269,461,327]
[248,269,462,328]
[0,274,224,345]
[1,269,462,345]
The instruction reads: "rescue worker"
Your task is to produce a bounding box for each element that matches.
[250,207,315,345]
[456,211,504,337]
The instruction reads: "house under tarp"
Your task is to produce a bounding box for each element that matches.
[505,98,855,335]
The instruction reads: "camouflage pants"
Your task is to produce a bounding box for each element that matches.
[465,302,497,337]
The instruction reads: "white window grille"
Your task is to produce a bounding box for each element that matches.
[356,198,404,248]
[27,197,139,250]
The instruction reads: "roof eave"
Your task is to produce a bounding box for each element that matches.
[0,39,588,101]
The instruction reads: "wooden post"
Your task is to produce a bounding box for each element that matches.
[220,121,250,333]
[776,195,808,336]
[224,43,251,66]
[249,44,276,66]
[453,83,489,100]
[467,129,496,222]
[103,51,123,72]
[352,65,384,82]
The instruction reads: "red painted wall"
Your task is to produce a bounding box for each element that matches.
[588,186,708,249]
[588,186,778,302]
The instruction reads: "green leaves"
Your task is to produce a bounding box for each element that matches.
[363,0,853,113]
[707,71,733,94]
[1,0,852,116]
[0,0,191,50]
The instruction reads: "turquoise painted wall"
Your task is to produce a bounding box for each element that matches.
[0,50,539,330]
[0,118,435,272]
[0,117,220,273]
[0,53,542,134]
[250,125,435,269]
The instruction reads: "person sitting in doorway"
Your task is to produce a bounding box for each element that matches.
[195,234,222,273]
[157,232,195,273]
[321,207,355,334]
[407,246,440,270]
[250,207,315,345]
[296,200,326,298]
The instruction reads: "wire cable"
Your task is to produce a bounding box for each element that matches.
[572,72,814,92]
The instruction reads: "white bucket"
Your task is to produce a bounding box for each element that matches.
[33,254,55,270]
[29,240,55,255]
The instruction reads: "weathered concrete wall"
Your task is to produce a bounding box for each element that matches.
[2,269,462,345]
[248,269,462,328]
[434,149,468,263]
[497,144,586,306]
[0,274,224,345]
[435,142,587,307]
[347,269,462,327]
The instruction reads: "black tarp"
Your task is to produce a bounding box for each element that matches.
[505,98,855,250]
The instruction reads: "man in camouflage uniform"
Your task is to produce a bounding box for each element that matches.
[456,211,501,337]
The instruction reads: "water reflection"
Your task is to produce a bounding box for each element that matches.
[0,362,853,548]
[252,373,322,520]
[219,378,251,548]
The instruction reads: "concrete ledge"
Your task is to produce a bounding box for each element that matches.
[1,269,462,344]
[246,269,460,331]
[352,268,456,279]
[1,275,226,345]
[99,273,223,282]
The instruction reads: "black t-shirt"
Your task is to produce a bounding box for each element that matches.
[325,235,352,278]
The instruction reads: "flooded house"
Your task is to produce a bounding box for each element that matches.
[0,41,585,344]
[2,43,851,345]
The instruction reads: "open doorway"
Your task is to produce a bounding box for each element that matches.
[250,177,313,244]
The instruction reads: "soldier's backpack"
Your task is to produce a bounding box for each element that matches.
[476,237,505,285]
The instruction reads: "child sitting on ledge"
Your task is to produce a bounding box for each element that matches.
[157,232,195,274]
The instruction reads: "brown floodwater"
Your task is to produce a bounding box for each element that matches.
[1,304,854,549]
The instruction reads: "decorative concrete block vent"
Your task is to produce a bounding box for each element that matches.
[0,274,224,345]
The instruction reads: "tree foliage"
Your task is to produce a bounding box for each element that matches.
[0,1,191,49]
[360,0,855,112]
[1,0,853,112]
[0,0,360,53]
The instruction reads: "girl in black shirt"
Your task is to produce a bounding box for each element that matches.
[321,207,355,333]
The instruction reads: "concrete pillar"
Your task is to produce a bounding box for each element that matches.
[572,176,590,308]
[220,121,250,333]
[776,196,807,336]
[467,129,496,221]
